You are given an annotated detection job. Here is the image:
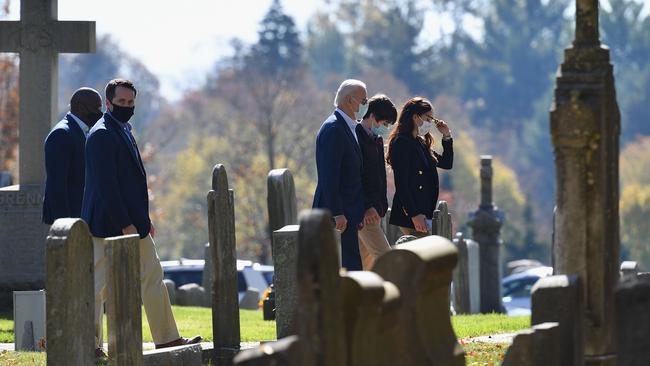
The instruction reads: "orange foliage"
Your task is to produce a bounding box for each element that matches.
[0,56,19,177]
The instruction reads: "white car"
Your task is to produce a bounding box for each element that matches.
[161,258,273,302]
[501,266,553,315]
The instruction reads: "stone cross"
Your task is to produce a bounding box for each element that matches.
[105,234,143,366]
[45,218,94,366]
[468,156,504,313]
[207,164,241,364]
[0,0,95,185]
[550,0,620,362]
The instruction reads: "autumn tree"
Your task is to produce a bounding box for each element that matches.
[0,4,18,181]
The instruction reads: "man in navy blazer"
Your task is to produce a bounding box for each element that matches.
[42,88,103,224]
[313,79,368,270]
[83,79,200,354]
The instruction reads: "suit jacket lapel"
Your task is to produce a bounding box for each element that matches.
[334,111,362,157]
[105,114,146,176]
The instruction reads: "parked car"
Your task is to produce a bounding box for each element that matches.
[161,258,274,302]
[502,265,552,315]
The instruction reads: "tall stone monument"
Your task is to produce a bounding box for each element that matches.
[550,0,620,364]
[468,155,504,313]
[0,0,95,303]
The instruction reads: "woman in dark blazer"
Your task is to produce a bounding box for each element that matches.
[387,97,453,236]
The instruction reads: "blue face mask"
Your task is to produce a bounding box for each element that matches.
[371,124,390,137]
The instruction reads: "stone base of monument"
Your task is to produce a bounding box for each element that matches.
[0,185,49,309]
[143,343,203,365]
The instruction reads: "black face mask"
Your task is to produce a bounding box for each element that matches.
[110,103,135,123]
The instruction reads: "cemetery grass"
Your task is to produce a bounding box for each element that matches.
[1,309,528,365]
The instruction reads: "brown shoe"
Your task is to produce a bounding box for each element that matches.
[155,335,202,349]
[95,348,107,358]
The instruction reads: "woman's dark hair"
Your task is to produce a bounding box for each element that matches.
[386,97,435,166]
[105,79,137,103]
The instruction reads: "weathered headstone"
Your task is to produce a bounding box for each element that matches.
[373,235,465,365]
[502,322,561,366]
[271,224,299,339]
[233,336,302,366]
[297,209,346,366]
[267,168,297,233]
[468,156,504,313]
[176,283,205,307]
[381,208,403,246]
[615,275,650,366]
[45,218,94,365]
[105,234,143,366]
[0,0,95,299]
[550,0,621,363]
[531,275,584,366]
[239,288,261,310]
[341,271,394,366]
[207,164,240,364]
[452,232,470,314]
[466,238,481,314]
[432,201,452,240]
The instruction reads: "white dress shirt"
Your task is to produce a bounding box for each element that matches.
[69,112,90,136]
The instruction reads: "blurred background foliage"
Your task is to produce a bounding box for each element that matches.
[1,0,649,268]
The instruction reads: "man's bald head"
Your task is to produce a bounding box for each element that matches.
[70,87,103,126]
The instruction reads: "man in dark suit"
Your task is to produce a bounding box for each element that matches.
[83,79,200,354]
[42,87,103,224]
[313,79,368,270]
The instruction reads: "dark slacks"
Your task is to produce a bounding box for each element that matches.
[341,224,363,270]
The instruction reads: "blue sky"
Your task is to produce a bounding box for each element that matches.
[5,0,649,100]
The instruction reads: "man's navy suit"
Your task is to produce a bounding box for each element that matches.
[312,110,364,270]
[42,113,87,225]
[82,113,151,239]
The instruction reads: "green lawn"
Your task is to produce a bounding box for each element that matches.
[0,307,528,365]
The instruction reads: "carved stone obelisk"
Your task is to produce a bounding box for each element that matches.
[550,0,620,364]
[468,156,504,313]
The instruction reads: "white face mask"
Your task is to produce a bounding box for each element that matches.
[355,101,369,120]
[418,117,432,136]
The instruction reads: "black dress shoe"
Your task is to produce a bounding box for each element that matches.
[155,335,202,349]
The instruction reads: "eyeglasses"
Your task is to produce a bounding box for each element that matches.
[353,95,368,105]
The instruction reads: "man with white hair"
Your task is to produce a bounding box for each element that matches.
[312,79,368,270]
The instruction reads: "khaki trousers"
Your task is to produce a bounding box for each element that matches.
[357,221,391,270]
[94,234,179,347]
